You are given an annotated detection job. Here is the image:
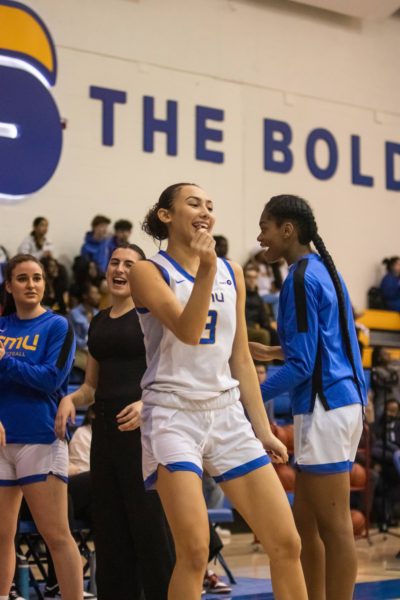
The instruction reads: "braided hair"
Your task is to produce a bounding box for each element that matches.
[264,194,362,397]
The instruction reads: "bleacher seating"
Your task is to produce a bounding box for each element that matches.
[356,309,400,368]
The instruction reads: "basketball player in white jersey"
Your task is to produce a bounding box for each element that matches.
[129,183,307,600]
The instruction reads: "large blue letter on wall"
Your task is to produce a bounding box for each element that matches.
[306,128,338,180]
[195,106,224,163]
[386,142,400,192]
[0,67,62,197]
[263,119,293,173]
[143,96,177,156]
[351,135,374,187]
[89,86,127,147]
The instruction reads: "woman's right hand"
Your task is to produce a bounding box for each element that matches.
[0,421,6,447]
[0,340,5,360]
[55,395,76,439]
[190,228,216,268]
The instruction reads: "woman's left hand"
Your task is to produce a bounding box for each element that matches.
[0,421,6,447]
[260,431,288,464]
[116,401,142,431]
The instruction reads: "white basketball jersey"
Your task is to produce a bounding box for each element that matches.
[137,251,239,404]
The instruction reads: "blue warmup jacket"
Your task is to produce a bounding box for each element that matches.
[0,311,75,443]
[261,253,366,415]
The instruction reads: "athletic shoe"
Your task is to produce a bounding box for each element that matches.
[9,586,27,600]
[215,525,231,537]
[203,570,232,594]
[44,585,96,598]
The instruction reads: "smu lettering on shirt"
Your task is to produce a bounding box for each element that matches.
[0,311,75,443]
[261,253,366,414]
[137,251,239,402]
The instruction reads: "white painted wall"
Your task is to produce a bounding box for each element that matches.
[1,0,400,307]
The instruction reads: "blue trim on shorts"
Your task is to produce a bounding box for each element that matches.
[0,473,68,486]
[213,455,270,483]
[144,461,203,491]
[296,460,353,474]
[18,473,68,486]
[0,479,19,486]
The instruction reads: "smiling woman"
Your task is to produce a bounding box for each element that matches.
[128,182,308,600]
[55,243,174,600]
[254,194,366,600]
[0,254,82,600]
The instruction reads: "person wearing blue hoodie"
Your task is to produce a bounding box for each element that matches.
[80,215,111,274]
[380,256,400,312]
[0,254,82,600]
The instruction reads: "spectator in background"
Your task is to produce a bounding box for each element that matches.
[371,398,400,480]
[80,215,111,274]
[69,257,106,309]
[0,245,9,287]
[371,346,400,422]
[69,283,100,371]
[0,245,9,315]
[245,247,287,297]
[107,219,133,259]
[213,235,229,259]
[254,361,274,422]
[41,257,69,315]
[380,256,400,312]
[261,279,281,321]
[244,266,278,346]
[17,217,54,259]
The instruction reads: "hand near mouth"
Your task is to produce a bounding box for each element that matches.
[190,228,216,267]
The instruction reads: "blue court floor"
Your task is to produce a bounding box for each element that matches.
[204,576,400,599]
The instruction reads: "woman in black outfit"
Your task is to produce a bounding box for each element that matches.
[56,243,174,600]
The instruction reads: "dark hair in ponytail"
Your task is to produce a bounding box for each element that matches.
[142,182,199,242]
[382,256,400,273]
[263,194,362,397]
[2,254,45,316]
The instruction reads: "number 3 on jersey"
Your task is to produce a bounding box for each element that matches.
[200,310,218,344]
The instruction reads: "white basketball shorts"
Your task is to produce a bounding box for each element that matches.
[0,439,69,486]
[141,388,270,489]
[294,397,363,474]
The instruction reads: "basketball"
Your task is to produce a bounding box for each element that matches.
[350,463,367,488]
[275,464,296,492]
[351,509,366,536]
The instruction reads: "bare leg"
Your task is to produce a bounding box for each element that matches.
[295,471,357,600]
[221,464,308,600]
[0,487,22,596]
[293,473,326,600]
[23,476,83,600]
[156,467,209,600]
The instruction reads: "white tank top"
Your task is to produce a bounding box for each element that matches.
[137,251,239,406]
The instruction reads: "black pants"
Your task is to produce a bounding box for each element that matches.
[91,415,175,600]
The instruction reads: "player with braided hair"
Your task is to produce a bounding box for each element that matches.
[250,194,366,600]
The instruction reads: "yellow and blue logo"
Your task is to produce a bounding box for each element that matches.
[0,0,62,200]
